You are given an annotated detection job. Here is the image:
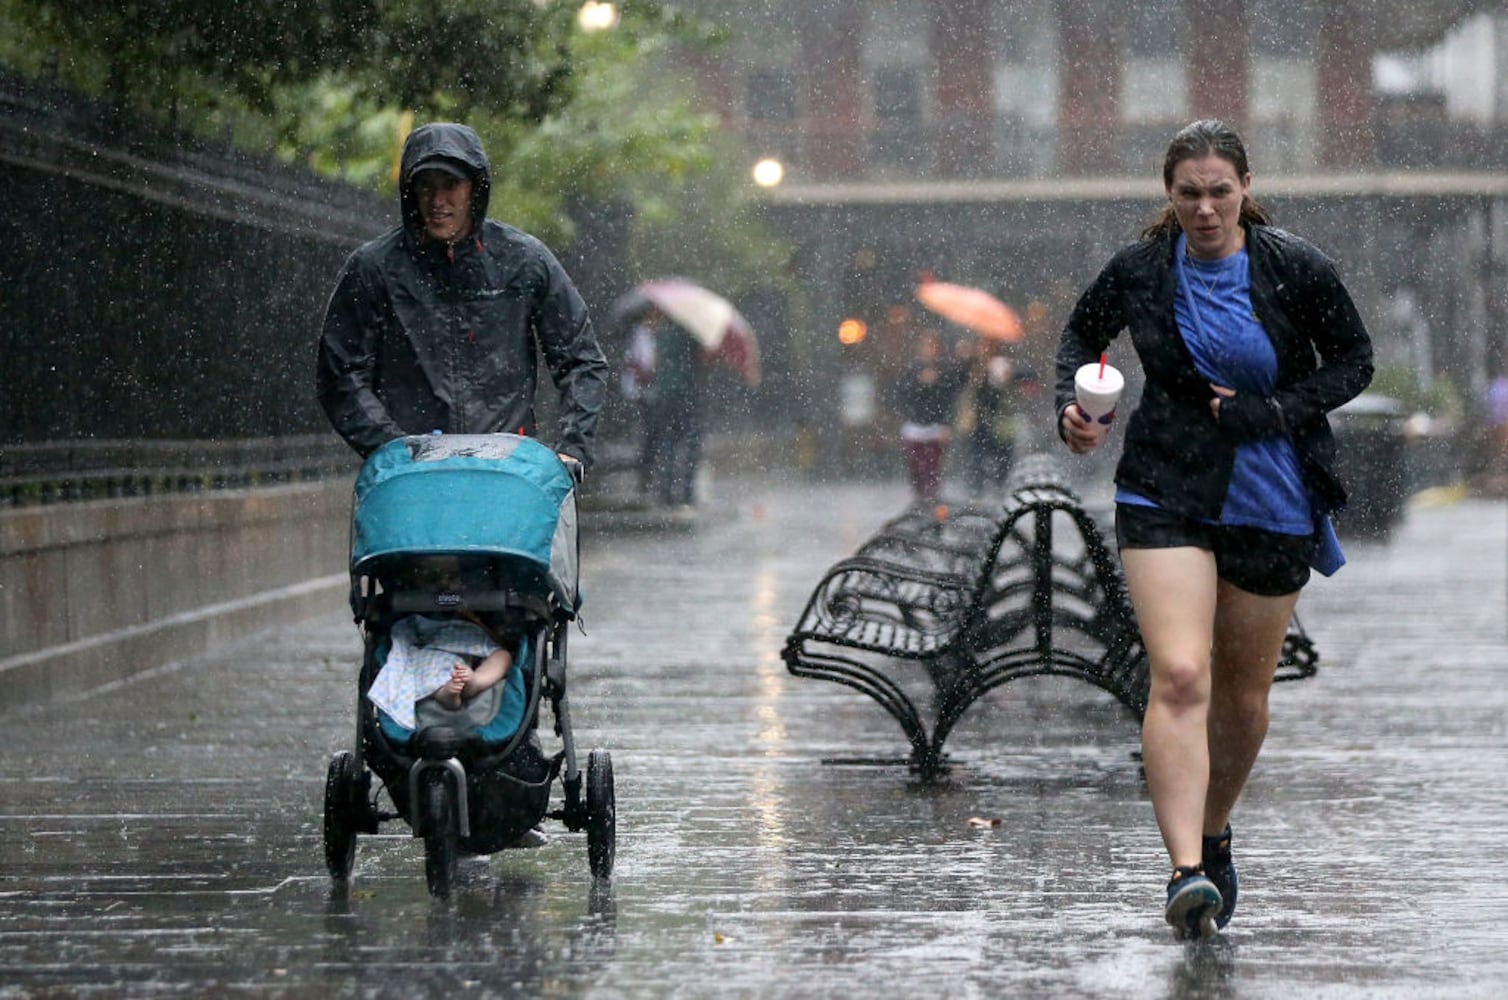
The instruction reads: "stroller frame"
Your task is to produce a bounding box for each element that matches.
[322,435,614,897]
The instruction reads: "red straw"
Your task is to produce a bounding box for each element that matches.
[1098,353,1106,379]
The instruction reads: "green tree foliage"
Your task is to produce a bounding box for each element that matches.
[0,0,585,123]
[364,0,577,123]
[3,3,747,227]
[478,16,723,242]
[0,0,796,325]
[0,0,380,109]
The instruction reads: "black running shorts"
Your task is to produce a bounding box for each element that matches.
[1114,502,1313,597]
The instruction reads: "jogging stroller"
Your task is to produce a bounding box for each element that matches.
[321,433,615,897]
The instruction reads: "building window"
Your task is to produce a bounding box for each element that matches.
[747,69,797,122]
[1252,0,1317,58]
[871,66,924,167]
[1127,0,1183,57]
[874,66,922,121]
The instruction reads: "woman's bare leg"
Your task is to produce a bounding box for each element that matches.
[1203,580,1300,834]
[1121,546,1219,870]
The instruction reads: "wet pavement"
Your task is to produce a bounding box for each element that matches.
[1,465,1506,999]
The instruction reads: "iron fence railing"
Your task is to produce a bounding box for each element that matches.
[0,435,360,508]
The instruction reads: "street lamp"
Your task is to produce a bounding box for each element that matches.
[577,2,619,32]
[752,157,784,188]
[838,318,867,345]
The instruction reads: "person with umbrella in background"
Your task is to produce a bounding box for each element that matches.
[889,326,971,505]
[612,278,761,507]
[316,122,608,470]
[621,307,661,494]
[645,321,705,507]
[912,276,1030,500]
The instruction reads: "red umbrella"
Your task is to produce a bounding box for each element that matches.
[914,279,1024,342]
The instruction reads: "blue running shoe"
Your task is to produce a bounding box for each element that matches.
[1165,866,1222,940]
[1202,825,1237,929]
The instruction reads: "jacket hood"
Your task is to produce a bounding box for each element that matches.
[398,122,493,238]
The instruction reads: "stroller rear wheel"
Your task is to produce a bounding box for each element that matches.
[586,749,616,879]
[323,751,360,880]
[422,774,460,898]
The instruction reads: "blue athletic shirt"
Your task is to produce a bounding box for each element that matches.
[1115,234,1311,535]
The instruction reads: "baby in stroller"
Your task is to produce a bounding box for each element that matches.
[366,556,520,730]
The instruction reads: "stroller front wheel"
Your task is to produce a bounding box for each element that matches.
[586,749,616,879]
[323,751,360,880]
[422,774,460,898]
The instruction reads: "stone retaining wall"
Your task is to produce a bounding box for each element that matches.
[0,481,351,710]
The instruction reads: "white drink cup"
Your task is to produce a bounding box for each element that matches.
[1075,362,1124,425]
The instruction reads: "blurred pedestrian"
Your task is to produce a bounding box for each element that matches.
[622,309,660,493]
[645,326,705,507]
[316,121,608,470]
[962,341,1038,496]
[1480,374,1508,494]
[893,329,970,504]
[1055,119,1374,939]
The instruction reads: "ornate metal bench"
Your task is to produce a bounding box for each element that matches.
[782,458,1318,778]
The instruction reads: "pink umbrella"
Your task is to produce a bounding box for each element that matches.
[614,278,762,387]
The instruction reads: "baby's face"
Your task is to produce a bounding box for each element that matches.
[412,556,463,590]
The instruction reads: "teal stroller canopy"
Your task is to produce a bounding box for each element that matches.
[350,434,578,612]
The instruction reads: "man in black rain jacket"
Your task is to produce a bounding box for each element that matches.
[317,122,608,467]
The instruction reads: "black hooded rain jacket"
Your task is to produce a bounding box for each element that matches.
[317,122,609,465]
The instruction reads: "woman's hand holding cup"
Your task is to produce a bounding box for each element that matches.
[1063,360,1123,454]
[1061,403,1111,454]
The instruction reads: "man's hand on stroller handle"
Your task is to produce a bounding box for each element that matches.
[557,452,585,485]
